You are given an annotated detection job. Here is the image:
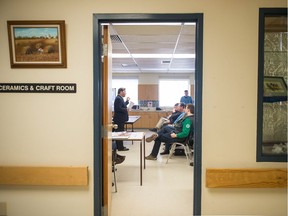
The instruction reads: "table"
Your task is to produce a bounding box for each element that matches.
[112,131,146,185]
[125,116,141,132]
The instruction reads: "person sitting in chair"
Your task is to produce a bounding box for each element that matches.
[149,102,185,132]
[145,103,194,160]
[112,140,126,165]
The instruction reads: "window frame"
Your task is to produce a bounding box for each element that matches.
[257,8,287,162]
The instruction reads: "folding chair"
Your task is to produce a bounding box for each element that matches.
[112,151,118,192]
[166,130,194,165]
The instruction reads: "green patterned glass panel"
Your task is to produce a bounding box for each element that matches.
[261,15,287,158]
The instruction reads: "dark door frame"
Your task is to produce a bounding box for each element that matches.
[93,13,203,216]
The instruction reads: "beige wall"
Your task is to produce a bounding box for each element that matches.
[0,0,287,216]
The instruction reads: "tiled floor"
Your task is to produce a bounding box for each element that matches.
[111,130,194,216]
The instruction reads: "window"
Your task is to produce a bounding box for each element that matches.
[159,79,190,106]
[257,8,287,162]
[112,78,138,104]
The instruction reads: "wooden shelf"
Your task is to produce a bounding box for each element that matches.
[0,166,89,186]
[206,168,287,188]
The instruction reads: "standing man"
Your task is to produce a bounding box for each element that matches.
[113,87,130,151]
[180,90,194,105]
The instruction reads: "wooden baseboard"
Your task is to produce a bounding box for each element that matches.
[206,168,287,188]
[0,166,88,186]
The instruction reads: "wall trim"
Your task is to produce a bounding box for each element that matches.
[0,166,88,186]
[206,168,287,188]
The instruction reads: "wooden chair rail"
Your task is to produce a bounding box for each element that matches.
[206,168,287,188]
[0,166,88,186]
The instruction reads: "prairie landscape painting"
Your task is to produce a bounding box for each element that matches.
[7,21,66,68]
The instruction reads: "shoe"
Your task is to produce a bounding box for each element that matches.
[160,150,170,155]
[190,162,193,166]
[116,154,125,159]
[115,156,125,164]
[149,128,157,132]
[145,134,158,142]
[118,147,129,151]
[145,155,157,160]
[115,154,125,164]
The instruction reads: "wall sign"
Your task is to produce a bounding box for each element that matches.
[0,83,76,93]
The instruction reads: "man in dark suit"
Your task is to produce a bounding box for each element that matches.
[113,87,130,151]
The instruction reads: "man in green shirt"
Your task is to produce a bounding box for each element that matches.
[145,103,194,160]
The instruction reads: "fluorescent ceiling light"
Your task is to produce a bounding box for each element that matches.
[112,53,195,58]
[112,22,195,26]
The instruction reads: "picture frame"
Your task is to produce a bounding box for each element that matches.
[263,76,287,102]
[7,20,67,68]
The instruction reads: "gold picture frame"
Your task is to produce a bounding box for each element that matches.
[7,20,67,68]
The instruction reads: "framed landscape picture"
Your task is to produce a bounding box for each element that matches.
[263,76,287,102]
[7,20,67,68]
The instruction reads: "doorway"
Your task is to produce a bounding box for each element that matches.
[93,13,203,216]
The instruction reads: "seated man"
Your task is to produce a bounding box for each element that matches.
[145,103,194,160]
[112,140,126,165]
[149,102,186,132]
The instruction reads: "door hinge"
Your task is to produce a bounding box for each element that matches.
[102,44,108,57]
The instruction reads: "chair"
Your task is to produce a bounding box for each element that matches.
[112,151,118,192]
[166,131,194,165]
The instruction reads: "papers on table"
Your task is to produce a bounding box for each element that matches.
[112,131,130,139]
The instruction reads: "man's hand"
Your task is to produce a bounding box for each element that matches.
[170,133,177,138]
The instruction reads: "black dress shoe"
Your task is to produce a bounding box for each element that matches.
[115,156,125,164]
[118,147,129,151]
[149,128,157,132]
[116,154,126,159]
[160,150,169,155]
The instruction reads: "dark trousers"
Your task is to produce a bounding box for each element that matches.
[151,126,174,157]
[115,122,125,150]
[150,126,185,157]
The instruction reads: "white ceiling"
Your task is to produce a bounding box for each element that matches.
[109,23,196,74]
